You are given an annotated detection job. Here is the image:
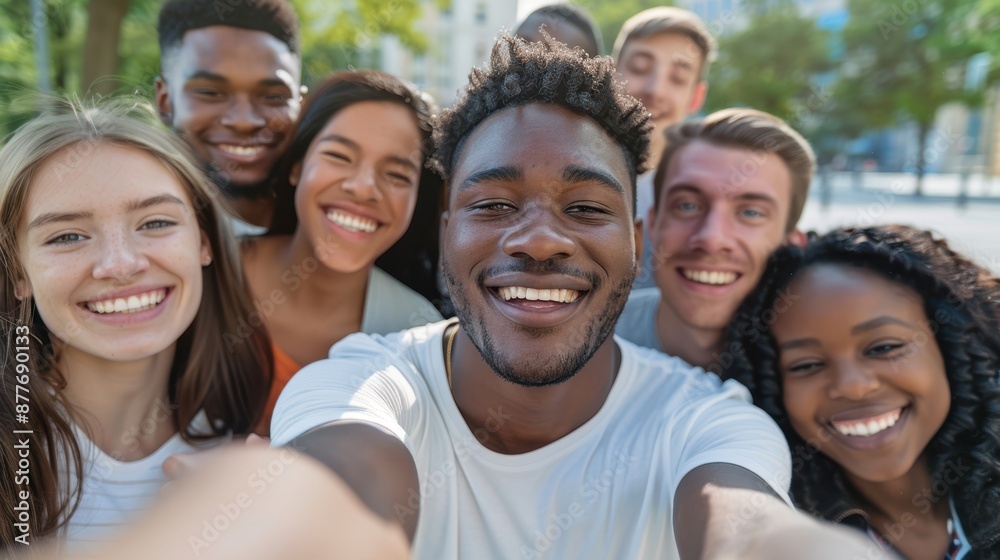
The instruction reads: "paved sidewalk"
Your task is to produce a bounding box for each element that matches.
[800,173,1000,273]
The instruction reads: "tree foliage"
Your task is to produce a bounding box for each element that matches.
[832,0,983,192]
[704,1,832,132]
[0,0,429,135]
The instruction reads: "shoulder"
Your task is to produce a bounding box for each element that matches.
[271,321,453,446]
[364,268,444,334]
[619,288,661,322]
[615,288,661,339]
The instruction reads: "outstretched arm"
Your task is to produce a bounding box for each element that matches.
[290,422,421,542]
[674,463,895,560]
[38,446,409,560]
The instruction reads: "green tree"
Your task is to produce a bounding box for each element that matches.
[0,0,432,135]
[834,0,983,194]
[704,1,832,132]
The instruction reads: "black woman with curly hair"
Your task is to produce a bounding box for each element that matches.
[727,225,1000,559]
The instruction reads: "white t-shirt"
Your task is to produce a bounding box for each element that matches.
[62,413,227,552]
[272,321,792,560]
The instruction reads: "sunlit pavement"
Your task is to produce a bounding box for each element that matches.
[799,173,1000,273]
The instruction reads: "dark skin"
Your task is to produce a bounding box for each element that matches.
[290,103,880,558]
[155,26,302,228]
[442,103,639,454]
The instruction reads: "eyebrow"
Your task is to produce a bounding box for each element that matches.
[456,166,523,192]
[778,337,820,351]
[27,194,187,231]
[185,71,291,89]
[666,184,778,205]
[850,316,916,335]
[563,165,625,196]
[778,316,917,350]
[316,134,419,172]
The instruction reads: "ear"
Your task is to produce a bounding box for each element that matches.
[154,76,173,126]
[786,228,808,248]
[13,279,30,301]
[687,81,708,115]
[289,161,302,187]
[199,230,213,267]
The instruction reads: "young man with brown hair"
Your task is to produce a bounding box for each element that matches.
[615,108,812,374]
[613,7,717,288]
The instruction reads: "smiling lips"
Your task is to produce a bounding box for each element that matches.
[681,268,739,286]
[218,144,266,157]
[326,209,378,233]
[85,289,167,314]
[831,407,904,437]
[498,286,581,303]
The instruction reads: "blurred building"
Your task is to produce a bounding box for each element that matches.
[379,0,519,107]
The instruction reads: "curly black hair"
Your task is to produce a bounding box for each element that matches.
[726,225,1000,558]
[515,4,605,56]
[431,34,651,215]
[158,0,300,69]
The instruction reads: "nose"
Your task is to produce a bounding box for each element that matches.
[341,165,383,202]
[826,360,881,401]
[92,231,150,281]
[220,96,266,132]
[688,208,735,254]
[502,207,576,262]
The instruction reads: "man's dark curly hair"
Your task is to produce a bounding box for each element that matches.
[726,225,1000,558]
[158,0,300,70]
[431,34,651,215]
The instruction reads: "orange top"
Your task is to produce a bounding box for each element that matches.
[256,343,302,435]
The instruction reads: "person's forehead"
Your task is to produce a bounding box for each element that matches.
[664,140,792,201]
[452,103,629,184]
[621,32,702,67]
[172,26,300,79]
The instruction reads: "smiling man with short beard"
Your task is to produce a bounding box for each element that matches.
[155,0,304,234]
[270,35,877,560]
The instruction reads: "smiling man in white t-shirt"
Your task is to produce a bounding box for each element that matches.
[272,35,874,560]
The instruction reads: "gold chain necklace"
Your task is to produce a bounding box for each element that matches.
[444,322,459,388]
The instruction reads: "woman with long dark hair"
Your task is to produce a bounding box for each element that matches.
[727,225,1000,559]
[242,71,444,432]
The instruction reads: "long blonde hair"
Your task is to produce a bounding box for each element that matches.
[0,98,271,546]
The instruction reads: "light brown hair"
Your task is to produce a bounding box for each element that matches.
[0,98,271,546]
[612,7,718,79]
[652,108,815,232]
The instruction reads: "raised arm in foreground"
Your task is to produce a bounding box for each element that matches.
[674,463,895,560]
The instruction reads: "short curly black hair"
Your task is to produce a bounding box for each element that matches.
[431,34,651,215]
[726,225,1000,556]
[158,0,300,70]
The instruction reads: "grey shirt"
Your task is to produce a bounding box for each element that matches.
[614,287,665,353]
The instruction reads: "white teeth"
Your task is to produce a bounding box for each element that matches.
[832,408,903,437]
[497,286,581,303]
[219,144,264,157]
[683,269,738,285]
[326,209,378,233]
[86,289,167,315]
